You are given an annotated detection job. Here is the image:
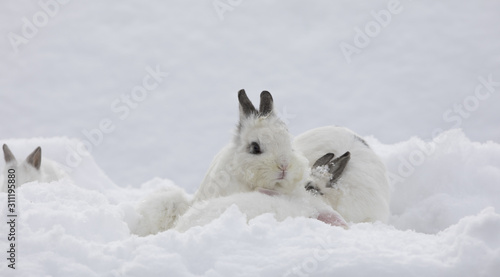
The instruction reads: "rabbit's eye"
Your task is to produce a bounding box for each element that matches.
[305,181,314,190]
[305,182,323,195]
[249,142,262,155]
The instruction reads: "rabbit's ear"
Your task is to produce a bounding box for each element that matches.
[259,91,274,116]
[238,89,257,119]
[3,144,17,164]
[312,153,335,168]
[326,151,351,188]
[26,146,42,170]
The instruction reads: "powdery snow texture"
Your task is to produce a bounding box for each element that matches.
[0,132,499,276]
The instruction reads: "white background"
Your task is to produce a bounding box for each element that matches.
[1,1,500,276]
[1,0,499,191]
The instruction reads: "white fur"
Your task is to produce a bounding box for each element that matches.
[2,147,67,192]
[176,188,346,232]
[133,186,190,236]
[294,126,390,223]
[136,91,311,234]
[193,114,310,202]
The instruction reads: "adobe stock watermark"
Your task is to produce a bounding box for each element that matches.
[63,65,169,170]
[387,73,499,185]
[213,0,245,21]
[5,167,17,270]
[7,0,71,54]
[191,156,255,205]
[442,74,500,128]
[339,0,404,64]
[284,236,335,277]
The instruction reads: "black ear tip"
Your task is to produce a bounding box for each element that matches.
[2,144,11,154]
[260,90,272,100]
[322,153,335,161]
[338,151,351,162]
[313,152,336,168]
[238,89,249,102]
[36,146,42,154]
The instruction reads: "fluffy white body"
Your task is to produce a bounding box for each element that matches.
[294,126,391,223]
[133,186,191,236]
[176,188,347,232]
[2,144,68,192]
[193,90,309,202]
[133,91,310,235]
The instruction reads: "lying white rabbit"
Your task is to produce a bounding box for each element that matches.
[176,187,347,232]
[135,149,347,235]
[193,90,309,202]
[2,144,67,192]
[177,154,350,232]
[294,126,390,223]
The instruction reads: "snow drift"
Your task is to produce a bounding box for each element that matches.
[1,130,499,276]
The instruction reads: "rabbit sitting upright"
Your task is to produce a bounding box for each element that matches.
[134,90,311,235]
[2,144,68,192]
[193,90,310,202]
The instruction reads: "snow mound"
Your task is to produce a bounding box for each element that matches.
[374,129,500,234]
[0,131,499,276]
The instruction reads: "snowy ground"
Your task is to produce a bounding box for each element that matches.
[1,0,499,276]
[0,133,499,276]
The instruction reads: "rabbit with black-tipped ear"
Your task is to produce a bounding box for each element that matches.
[193,90,309,202]
[2,144,68,192]
[176,153,351,232]
[305,151,351,196]
[295,126,390,223]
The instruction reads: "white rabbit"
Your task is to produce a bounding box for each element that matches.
[133,186,191,236]
[294,126,390,223]
[193,90,310,202]
[177,154,351,232]
[2,144,67,192]
[176,187,347,232]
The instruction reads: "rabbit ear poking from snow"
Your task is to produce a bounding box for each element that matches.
[238,89,258,119]
[3,144,17,164]
[259,91,274,116]
[326,151,351,188]
[26,146,42,170]
[313,153,335,168]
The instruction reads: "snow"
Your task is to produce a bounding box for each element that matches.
[1,132,499,276]
[1,0,500,276]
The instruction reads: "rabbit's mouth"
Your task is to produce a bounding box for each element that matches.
[278,171,287,180]
[274,172,292,188]
[277,164,288,180]
[270,179,295,194]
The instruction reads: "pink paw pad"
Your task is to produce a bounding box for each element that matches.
[317,211,348,229]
